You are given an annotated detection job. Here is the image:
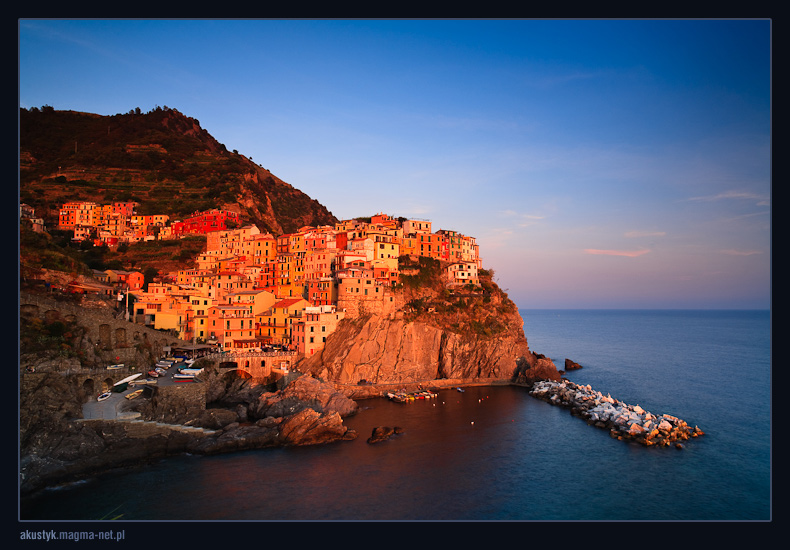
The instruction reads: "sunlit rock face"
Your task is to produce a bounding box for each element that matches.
[299,310,559,386]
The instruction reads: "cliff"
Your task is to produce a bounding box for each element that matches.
[299,268,561,387]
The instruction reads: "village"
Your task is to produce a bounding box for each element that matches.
[27,202,483,359]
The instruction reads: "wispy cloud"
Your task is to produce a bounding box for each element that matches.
[528,70,607,90]
[721,249,763,256]
[584,249,651,258]
[624,230,666,238]
[498,210,546,227]
[479,227,514,249]
[686,190,770,206]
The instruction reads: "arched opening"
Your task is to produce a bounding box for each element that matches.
[99,324,112,349]
[100,377,114,392]
[114,327,127,347]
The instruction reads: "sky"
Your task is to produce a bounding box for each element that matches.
[18,19,771,309]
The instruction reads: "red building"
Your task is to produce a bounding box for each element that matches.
[171,209,240,236]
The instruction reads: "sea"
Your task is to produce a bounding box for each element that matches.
[19,309,771,527]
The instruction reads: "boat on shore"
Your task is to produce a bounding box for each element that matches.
[173,373,195,381]
[106,364,124,370]
[178,367,203,376]
[125,389,144,400]
[97,391,112,402]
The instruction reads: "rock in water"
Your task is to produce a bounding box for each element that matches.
[367,426,404,444]
[564,358,583,370]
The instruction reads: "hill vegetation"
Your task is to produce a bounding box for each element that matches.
[19,105,337,235]
[19,105,338,279]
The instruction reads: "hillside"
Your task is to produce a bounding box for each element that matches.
[19,105,337,236]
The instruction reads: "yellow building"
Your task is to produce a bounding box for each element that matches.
[256,297,309,347]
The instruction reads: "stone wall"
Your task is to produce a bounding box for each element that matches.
[20,291,187,369]
[337,284,404,319]
[155,381,207,410]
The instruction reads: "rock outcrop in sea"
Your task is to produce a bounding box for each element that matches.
[530,380,704,447]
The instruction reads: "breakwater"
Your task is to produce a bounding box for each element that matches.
[529,379,704,448]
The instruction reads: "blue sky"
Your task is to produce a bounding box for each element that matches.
[18,19,771,309]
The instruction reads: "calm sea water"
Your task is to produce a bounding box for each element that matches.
[19,309,771,523]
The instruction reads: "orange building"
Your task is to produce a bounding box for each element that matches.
[207,304,260,350]
[294,305,345,356]
[417,232,449,261]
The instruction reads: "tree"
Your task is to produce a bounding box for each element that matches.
[143,267,159,291]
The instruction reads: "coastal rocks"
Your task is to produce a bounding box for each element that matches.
[251,375,359,420]
[512,354,562,386]
[530,380,704,447]
[190,423,280,454]
[367,426,404,444]
[19,372,360,496]
[195,408,239,430]
[278,409,357,446]
[564,358,583,371]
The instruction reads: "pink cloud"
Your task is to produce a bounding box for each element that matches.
[584,248,651,258]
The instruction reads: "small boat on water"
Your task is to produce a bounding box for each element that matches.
[125,388,144,400]
[387,389,437,402]
[97,391,112,402]
[457,387,465,393]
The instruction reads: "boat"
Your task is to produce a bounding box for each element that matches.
[147,370,160,378]
[115,373,142,386]
[112,382,128,393]
[97,391,112,402]
[125,388,144,400]
[106,364,124,370]
[173,373,195,381]
[387,389,437,402]
[178,367,203,376]
[457,387,465,393]
[387,392,409,403]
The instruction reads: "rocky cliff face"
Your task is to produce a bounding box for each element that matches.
[299,263,560,386]
[299,309,560,387]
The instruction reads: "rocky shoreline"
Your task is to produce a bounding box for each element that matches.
[529,379,704,448]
